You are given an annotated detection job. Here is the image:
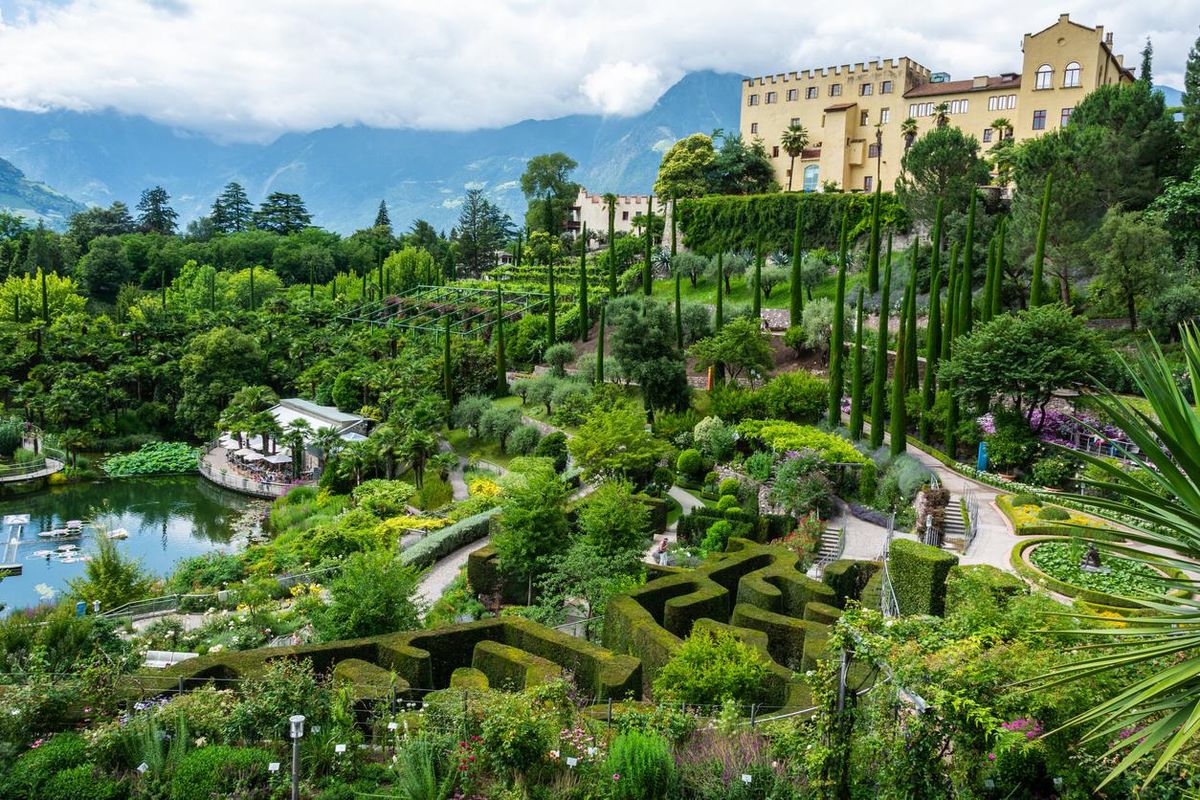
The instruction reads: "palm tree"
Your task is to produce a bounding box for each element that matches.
[900,117,919,152]
[780,124,810,192]
[1036,328,1200,788]
[991,117,1013,140]
[311,425,343,467]
[282,419,312,480]
[402,429,438,490]
[932,103,950,128]
[371,423,407,480]
[335,439,372,487]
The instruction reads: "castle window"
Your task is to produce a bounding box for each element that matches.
[750,122,758,134]
[772,145,780,157]
[864,176,874,191]
[1035,64,1053,90]
[791,117,801,126]
[880,108,890,124]
[803,164,820,191]
[1032,109,1047,130]
[1060,107,1073,126]
[766,91,777,104]
[982,128,993,143]
[806,86,819,99]
[748,93,760,106]
[868,142,880,158]
[1064,61,1081,87]
[622,211,629,221]
[881,80,893,94]
[861,83,873,96]
[860,110,869,126]
[829,83,842,97]
[788,88,799,101]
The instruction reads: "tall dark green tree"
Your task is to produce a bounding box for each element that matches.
[752,241,763,317]
[578,223,589,341]
[1030,174,1052,307]
[643,195,654,296]
[904,243,919,389]
[1184,29,1200,161]
[1140,37,1153,85]
[443,315,453,404]
[890,273,910,457]
[136,186,178,234]
[715,251,725,330]
[960,190,977,337]
[596,304,606,383]
[920,251,942,441]
[374,200,392,231]
[211,182,252,233]
[849,287,866,439]
[827,213,849,425]
[867,184,882,293]
[941,242,959,363]
[495,289,508,395]
[674,264,683,350]
[547,256,557,343]
[253,192,311,234]
[789,200,805,327]
[606,193,618,295]
[991,217,1006,317]
[869,244,893,449]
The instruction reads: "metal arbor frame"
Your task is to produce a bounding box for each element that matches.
[336,284,551,338]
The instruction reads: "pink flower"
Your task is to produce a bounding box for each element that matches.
[612,773,621,781]
[987,753,996,761]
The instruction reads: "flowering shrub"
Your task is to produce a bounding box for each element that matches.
[468,477,502,498]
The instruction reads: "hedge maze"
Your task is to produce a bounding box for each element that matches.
[152,540,907,712]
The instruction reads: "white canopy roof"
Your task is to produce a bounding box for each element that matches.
[264,452,291,464]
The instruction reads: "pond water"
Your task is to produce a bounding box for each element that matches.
[0,476,264,612]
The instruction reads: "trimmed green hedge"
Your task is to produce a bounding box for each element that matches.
[170,746,275,800]
[1009,537,1157,610]
[332,658,398,700]
[731,602,822,671]
[803,601,843,626]
[822,560,880,607]
[675,191,909,255]
[472,640,562,690]
[401,507,499,570]
[889,539,959,616]
[450,666,490,690]
[466,544,534,606]
[637,494,669,536]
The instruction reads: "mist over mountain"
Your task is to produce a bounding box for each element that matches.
[0,155,85,227]
[0,70,742,233]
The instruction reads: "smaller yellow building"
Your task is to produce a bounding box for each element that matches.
[739,14,1134,193]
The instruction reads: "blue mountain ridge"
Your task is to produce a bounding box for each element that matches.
[0,70,743,233]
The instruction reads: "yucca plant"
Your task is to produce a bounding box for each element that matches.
[1035,325,1200,788]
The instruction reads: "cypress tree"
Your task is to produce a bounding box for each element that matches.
[495,289,508,395]
[904,241,919,390]
[961,190,977,336]
[945,384,960,458]
[867,183,882,294]
[163,265,169,309]
[547,257,557,343]
[992,217,1006,317]
[942,242,959,362]
[249,264,256,310]
[715,251,725,330]
[981,237,996,324]
[670,199,678,256]
[869,249,893,449]
[920,254,942,441]
[607,199,617,296]
[443,315,453,404]
[674,266,683,350]
[361,267,367,300]
[643,195,654,296]
[928,198,944,295]
[578,223,589,341]
[40,268,48,322]
[514,232,522,266]
[13,295,18,323]
[596,304,606,383]
[828,216,849,425]
[890,275,909,458]
[849,287,866,440]
[752,240,763,318]
[1030,174,1052,307]
[789,199,804,327]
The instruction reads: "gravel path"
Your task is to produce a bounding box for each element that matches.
[415,535,492,613]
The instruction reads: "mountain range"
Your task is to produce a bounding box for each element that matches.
[0,70,742,233]
[0,75,1186,234]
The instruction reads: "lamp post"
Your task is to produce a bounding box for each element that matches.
[289,714,305,800]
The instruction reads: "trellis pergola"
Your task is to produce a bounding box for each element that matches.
[336,284,551,338]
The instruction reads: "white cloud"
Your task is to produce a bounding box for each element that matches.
[0,0,1195,141]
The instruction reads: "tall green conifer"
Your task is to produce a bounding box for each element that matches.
[828,216,849,425]
[849,287,866,440]
[869,250,893,449]
[578,223,589,341]
[1031,174,1052,307]
[790,199,804,326]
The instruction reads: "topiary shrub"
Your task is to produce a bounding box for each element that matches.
[8,732,88,799]
[888,538,959,616]
[718,477,742,498]
[505,424,542,456]
[675,448,704,481]
[1031,456,1076,489]
[744,451,774,482]
[170,745,275,800]
[1036,506,1070,522]
[716,494,740,512]
[701,520,735,554]
[41,765,125,800]
[533,431,569,473]
[1011,493,1042,508]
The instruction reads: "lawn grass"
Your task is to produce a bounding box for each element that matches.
[445,427,513,469]
[665,494,683,527]
[648,270,862,311]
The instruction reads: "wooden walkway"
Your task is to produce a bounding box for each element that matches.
[0,457,64,484]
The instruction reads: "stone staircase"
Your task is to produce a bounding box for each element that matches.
[814,526,844,565]
[940,498,969,553]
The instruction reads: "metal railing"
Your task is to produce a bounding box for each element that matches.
[811,525,846,577]
[962,490,980,554]
[880,513,900,618]
[199,455,306,498]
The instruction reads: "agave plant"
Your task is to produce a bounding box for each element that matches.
[1035,326,1200,788]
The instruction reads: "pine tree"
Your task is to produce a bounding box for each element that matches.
[849,287,866,440]
[443,315,453,404]
[1140,37,1153,84]
[136,186,178,234]
[867,183,882,294]
[374,200,392,231]
[889,275,909,457]
[828,215,849,425]
[578,223,589,341]
[607,196,618,295]
[495,289,508,395]
[1030,174,1052,307]
[212,182,252,233]
[596,304,606,384]
[643,195,654,296]
[919,251,942,442]
[869,244,893,449]
[752,241,763,318]
[789,199,804,327]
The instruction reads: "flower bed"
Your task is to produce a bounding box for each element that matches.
[1008,537,1178,611]
[1028,540,1159,598]
[995,494,1119,539]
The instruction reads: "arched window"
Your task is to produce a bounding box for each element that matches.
[803,165,820,192]
[1063,61,1081,87]
[1035,64,1053,90]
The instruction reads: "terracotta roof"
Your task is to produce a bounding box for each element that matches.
[824,102,856,112]
[904,75,1021,98]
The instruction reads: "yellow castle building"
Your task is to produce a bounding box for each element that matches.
[739,14,1134,193]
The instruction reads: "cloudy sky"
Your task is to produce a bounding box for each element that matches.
[0,0,1196,141]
